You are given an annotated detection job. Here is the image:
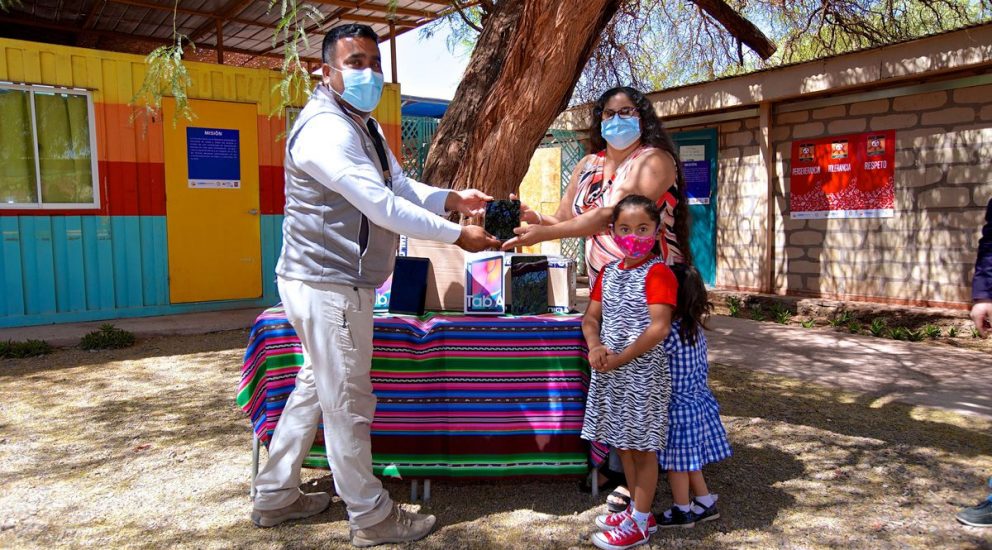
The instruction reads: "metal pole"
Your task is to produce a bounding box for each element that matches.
[250,432,260,499]
[216,19,225,65]
[389,21,398,84]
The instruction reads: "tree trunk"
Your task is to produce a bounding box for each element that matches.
[422,0,622,200]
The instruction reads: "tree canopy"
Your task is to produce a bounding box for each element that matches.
[423,0,992,104]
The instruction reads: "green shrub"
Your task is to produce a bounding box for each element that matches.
[922,324,941,339]
[770,303,793,324]
[973,327,982,339]
[801,319,816,328]
[868,318,887,337]
[749,307,766,322]
[948,326,959,338]
[888,326,922,341]
[0,339,52,359]
[847,320,862,334]
[828,310,853,327]
[80,324,136,350]
[726,296,742,318]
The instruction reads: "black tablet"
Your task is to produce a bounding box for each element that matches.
[388,257,431,316]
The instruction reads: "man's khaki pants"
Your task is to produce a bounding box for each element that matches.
[253,277,393,529]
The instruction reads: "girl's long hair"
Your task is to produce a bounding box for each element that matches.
[670,263,712,345]
[590,86,692,266]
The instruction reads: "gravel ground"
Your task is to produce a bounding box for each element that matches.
[1,329,990,549]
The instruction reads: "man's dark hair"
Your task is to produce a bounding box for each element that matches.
[322,24,379,64]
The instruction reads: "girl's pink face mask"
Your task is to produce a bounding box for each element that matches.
[612,233,656,259]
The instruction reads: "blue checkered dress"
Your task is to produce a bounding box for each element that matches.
[658,319,732,471]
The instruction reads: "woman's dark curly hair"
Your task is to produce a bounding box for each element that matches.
[590,86,692,266]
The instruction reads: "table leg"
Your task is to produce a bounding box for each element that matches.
[423,479,431,503]
[410,479,419,502]
[250,433,260,500]
[590,469,599,499]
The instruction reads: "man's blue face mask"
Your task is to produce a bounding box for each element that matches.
[331,66,384,113]
[601,114,641,150]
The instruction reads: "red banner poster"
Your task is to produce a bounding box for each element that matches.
[789,130,896,219]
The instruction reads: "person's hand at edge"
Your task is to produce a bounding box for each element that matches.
[971,300,992,338]
[455,225,501,252]
[446,189,493,217]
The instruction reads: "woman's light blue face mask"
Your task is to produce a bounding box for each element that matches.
[601,114,641,150]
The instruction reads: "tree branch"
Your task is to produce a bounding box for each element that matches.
[453,0,483,33]
[688,0,777,59]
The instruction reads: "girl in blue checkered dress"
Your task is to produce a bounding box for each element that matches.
[656,264,732,528]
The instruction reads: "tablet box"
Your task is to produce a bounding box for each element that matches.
[374,273,392,312]
[503,254,577,314]
[406,237,467,311]
[510,255,548,316]
[465,252,506,315]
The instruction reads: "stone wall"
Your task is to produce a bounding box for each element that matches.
[770,84,992,307]
[667,119,767,291]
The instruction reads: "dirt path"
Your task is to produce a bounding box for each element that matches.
[1,331,990,549]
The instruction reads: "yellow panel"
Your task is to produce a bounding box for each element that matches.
[162,97,262,303]
[519,147,563,255]
[22,48,41,83]
[5,47,24,82]
[373,83,402,126]
[39,50,56,84]
[0,46,8,81]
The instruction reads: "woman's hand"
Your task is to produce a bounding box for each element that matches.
[446,189,493,217]
[509,193,541,225]
[501,223,549,251]
[588,345,609,372]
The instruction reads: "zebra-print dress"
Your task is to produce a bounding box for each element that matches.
[581,257,673,452]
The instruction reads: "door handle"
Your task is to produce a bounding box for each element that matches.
[247,209,259,216]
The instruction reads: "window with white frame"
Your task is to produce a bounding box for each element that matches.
[0,84,99,209]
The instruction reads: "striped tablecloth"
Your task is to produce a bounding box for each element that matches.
[238,306,591,479]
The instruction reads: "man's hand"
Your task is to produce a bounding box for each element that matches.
[972,300,992,338]
[509,193,540,225]
[455,225,501,252]
[446,189,493,217]
[589,345,609,372]
[501,224,550,251]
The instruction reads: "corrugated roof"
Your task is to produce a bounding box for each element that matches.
[0,0,469,69]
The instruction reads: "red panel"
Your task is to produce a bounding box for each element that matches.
[136,163,166,216]
[107,161,140,215]
[260,165,285,215]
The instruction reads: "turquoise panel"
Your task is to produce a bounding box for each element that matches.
[0,217,25,316]
[52,216,87,313]
[110,217,144,309]
[672,128,718,286]
[260,214,284,304]
[139,216,169,306]
[80,216,117,311]
[19,217,57,315]
[1,214,265,328]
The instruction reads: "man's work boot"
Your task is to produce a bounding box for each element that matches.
[350,503,437,547]
[251,492,331,528]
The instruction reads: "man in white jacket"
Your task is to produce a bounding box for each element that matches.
[250,23,499,547]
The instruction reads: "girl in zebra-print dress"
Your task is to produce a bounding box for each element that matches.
[582,195,677,550]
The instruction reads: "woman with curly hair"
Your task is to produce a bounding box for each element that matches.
[505,86,694,512]
[505,85,691,280]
